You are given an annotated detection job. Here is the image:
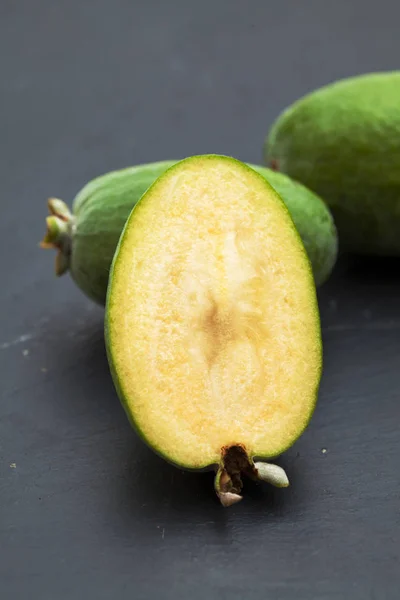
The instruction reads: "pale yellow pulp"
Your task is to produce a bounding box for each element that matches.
[108,158,321,468]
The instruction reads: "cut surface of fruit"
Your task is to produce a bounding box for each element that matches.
[106,155,321,475]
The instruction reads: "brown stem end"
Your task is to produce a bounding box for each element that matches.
[214,444,290,505]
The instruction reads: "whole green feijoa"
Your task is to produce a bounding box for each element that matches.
[41,160,337,305]
[265,71,400,256]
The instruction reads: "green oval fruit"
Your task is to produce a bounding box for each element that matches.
[41,160,337,304]
[105,155,322,506]
[266,71,400,255]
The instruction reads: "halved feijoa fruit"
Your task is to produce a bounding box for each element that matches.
[105,155,322,506]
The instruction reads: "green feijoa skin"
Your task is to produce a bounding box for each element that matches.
[266,71,400,256]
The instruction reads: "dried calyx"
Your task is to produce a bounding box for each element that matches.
[214,444,289,507]
[40,198,74,275]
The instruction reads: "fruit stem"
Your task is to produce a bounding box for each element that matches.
[40,198,74,276]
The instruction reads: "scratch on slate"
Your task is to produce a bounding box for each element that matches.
[0,333,34,350]
[168,471,175,506]
[323,321,400,334]
[162,528,165,540]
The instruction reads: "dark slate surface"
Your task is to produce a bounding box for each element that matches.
[1,1,399,598]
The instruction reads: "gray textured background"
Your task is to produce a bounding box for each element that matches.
[1,1,400,598]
